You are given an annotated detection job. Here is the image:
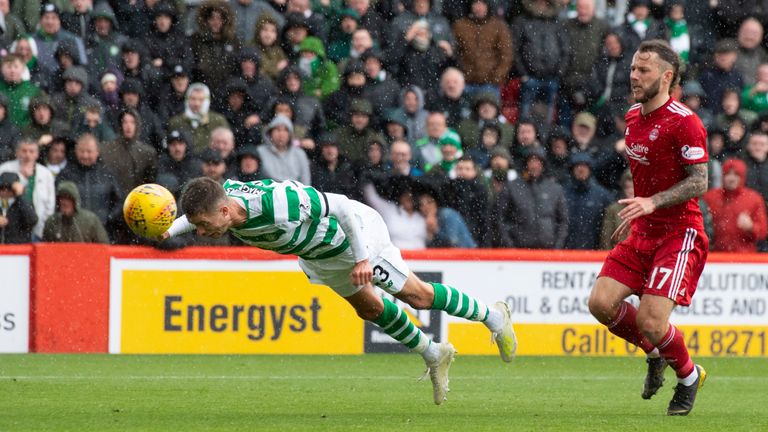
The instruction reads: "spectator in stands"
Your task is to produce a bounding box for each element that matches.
[297,36,339,99]
[703,158,768,253]
[456,93,514,150]
[417,184,476,248]
[389,140,423,177]
[12,0,69,35]
[348,0,386,44]
[112,0,186,40]
[511,118,543,170]
[328,9,362,63]
[467,122,503,170]
[71,104,116,145]
[390,0,455,50]
[741,63,768,114]
[0,1,27,50]
[483,147,518,203]
[444,155,489,245]
[101,109,157,194]
[0,94,21,164]
[0,54,42,128]
[0,138,55,241]
[191,0,242,99]
[600,169,632,249]
[43,181,109,243]
[236,47,278,116]
[208,127,238,178]
[390,85,428,144]
[85,3,127,80]
[545,126,571,184]
[8,37,45,89]
[32,4,87,76]
[735,17,768,87]
[42,136,69,176]
[119,40,162,108]
[568,112,600,157]
[337,28,375,74]
[336,99,386,165]
[51,65,98,125]
[561,0,609,127]
[157,64,190,124]
[282,13,312,62]
[232,0,284,43]
[97,71,121,113]
[698,39,743,114]
[491,147,568,249]
[388,18,453,94]
[143,2,194,75]
[324,61,369,128]
[257,114,311,184]
[112,78,164,151]
[424,132,462,178]
[57,133,124,238]
[362,175,427,249]
[413,111,452,170]
[200,148,228,184]
[511,0,569,130]
[287,0,328,42]
[563,152,613,250]
[681,80,714,129]
[311,132,359,198]
[62,0,94,40]
[0,172,37,244]
[744,131,768,206]
[274,66,327,140]
[452,0,512,98]
[235,145,263,183]
[361,49,401,124]
[358,137,390,181]
[586,31,631,129]
[251,14,288,81]
[168,83,231,156]
[157,129,202,197]
[616,0,665,54]
[219,78,261,149]
[715,88,757,140]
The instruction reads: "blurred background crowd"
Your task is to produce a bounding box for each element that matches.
[0,0,767,253]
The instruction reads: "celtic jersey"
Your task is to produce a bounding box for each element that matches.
[223,179,350,260]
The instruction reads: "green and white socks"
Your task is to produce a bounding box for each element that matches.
[371,284,505,363]
[430,283,504,332]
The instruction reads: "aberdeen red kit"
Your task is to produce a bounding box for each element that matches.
[600,98,709,306]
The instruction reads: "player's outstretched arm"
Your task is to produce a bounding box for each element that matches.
[613,163,708,240]
[160,215,196,241]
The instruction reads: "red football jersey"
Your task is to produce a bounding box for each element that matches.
[624,98,708,236]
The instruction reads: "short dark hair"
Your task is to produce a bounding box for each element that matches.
[637,39,682,93]
[181,177,227,217]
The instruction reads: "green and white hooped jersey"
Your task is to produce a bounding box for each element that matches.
[224,179,349,260]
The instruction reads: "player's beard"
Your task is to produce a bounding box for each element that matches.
[633,77,661,104]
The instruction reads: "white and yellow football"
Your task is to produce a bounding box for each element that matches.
[123,183,177,239]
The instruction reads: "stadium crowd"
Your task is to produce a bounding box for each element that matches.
[0,0,767,252]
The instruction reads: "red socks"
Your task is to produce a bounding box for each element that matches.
[607,302,655,353]
[657,325,695,378]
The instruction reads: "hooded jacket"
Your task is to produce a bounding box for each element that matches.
[703,158,768,252]
[167,83,231,155]
[191,0,242,97]
[257,115,311,185]
[85,3,129,78]
[274,67,327,138]
[100,110,158,193]
[56,158,124,228]
[142,2,194,74]
[252,14,288,81]
[297,37,340,100]
[562,154,615,250]
[43,181,109,243]
[391,85,428,144]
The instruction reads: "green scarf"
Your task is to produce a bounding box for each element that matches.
[665,18,690,63]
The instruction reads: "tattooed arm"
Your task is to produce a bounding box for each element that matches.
[611,163,708,240]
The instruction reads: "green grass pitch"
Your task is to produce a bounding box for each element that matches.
[0,354,766,431]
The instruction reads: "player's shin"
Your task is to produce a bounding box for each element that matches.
[373,297,438,361]
[429,282,502,330]
[606,301,656,353]
[656,324,696,383]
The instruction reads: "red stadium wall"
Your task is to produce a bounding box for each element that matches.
[4,244,768,353]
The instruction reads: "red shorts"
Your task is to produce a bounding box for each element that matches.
[599,227,708,306]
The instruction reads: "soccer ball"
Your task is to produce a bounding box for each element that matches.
[123,183,177,239]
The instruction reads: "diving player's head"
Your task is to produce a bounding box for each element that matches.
[181,177,231,238]
[630,39,681,103]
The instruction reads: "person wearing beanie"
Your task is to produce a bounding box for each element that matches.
[703,158,768,252]
[257,114,311,185]
[424,130,463,178]
[42,181,109,243]
[50,64,98,125]
[563,151,614,250]
[488,144,568,249]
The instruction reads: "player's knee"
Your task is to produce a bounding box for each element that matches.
[398,281,434,310]
[587,291,614,322]
[355,302,384,322]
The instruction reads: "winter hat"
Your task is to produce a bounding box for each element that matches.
[573,112,597,130]
[165,129,191,146]
[120,78,145,97]
[266,114,294,135]
[200,148,224,164]
[100,73,118,86]
[40,3,60,17]
[318,132,338,147]
[349,99,373,116]
[62,66,89,87]
[490,146,513,164]
[682,80,705,98]
[569,151,594,168]
[524,145,547,163]
[439,129,462,150]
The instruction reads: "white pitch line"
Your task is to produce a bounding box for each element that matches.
[2,375,766,382]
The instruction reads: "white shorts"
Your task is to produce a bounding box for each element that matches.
[298,201,410,298]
